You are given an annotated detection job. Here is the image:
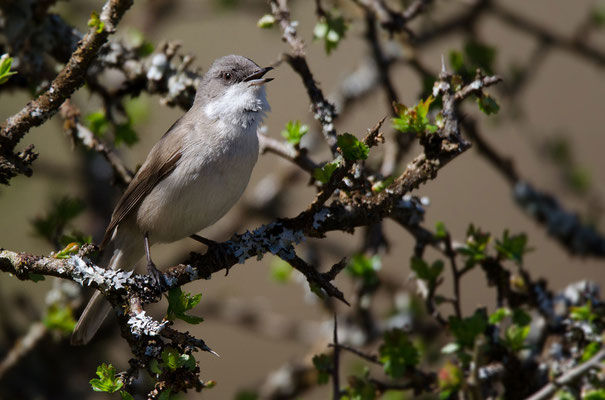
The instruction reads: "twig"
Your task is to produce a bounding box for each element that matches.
[258,133,319,173]
[332,314,341,400]
[328,343,381,365]
[525,349,605,400]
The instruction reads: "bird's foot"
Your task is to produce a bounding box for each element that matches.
[147,261,166,290]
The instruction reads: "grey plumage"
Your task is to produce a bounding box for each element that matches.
[71,55,272,345]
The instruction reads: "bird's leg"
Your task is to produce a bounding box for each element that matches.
[144,233,164,288]
[189,234,233,276]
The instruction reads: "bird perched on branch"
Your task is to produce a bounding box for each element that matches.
[72,55,273,344]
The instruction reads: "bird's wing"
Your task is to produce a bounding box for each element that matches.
[100,117,191,249]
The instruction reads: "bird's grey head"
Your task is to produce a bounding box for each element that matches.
[195,55,272,128]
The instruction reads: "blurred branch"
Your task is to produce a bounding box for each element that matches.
[270,0,340,155]
[0,0,134,185]
[525,349,605,400]
[59,100,133,186]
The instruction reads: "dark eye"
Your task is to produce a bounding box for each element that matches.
[224,72,232,81]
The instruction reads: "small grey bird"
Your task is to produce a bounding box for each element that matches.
[71,55,272,345]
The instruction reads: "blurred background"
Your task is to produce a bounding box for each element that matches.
[0,0,604,399]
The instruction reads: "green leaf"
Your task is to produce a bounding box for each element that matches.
[512,309,531,326]
[149,359,162,375]
[570,301,597,323]
[581,341,601,362]
[584,389,605,400]
[166,287,204,324]
[459,224,490,269]
[337,133,369,161]
[54,242,81,259]
[87,11,105,34]
[120,391,134,400]
[158,389,172,400]
[281,120,308,145]
[555,389,576,400]
[86,111,109,137]
[344,375,377,400]
[313,161,339,184]
[0,54,17,85]
[270,258,293,283]
[371,176,395,193]
[495,230,531,264]
[234,390,259,400]
[448,310,487,349]
[410,257,443,286]
[488,307,511,324]
[435,221,448,240]
[160,348,197,372]
[312,353,333,384]
[477,94,500,115]
[114,121,139,147]
[90,363,123,393]
[313,11,348,54]
[44,304,76,333]
[28,273,45,282]
[379,329,420,378]
[392,96,438,137]
[257,14,275,29]
[591,4,605,26]
[504,324,530,352]
[347,254,381,288]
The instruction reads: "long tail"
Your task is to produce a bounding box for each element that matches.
[71,234,142,345]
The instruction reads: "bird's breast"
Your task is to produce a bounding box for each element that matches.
[136,124,259,243]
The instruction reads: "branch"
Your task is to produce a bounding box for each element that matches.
[0,0,134,184]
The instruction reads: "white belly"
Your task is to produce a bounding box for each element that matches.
[136,124,259,243]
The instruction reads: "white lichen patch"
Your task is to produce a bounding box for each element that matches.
[128,310,168,337]
[68,256,133,290]
[228,222,306,264]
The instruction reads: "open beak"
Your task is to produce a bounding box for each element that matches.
[244,67,274,86]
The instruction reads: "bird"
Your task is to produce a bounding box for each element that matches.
[71,55,273,345]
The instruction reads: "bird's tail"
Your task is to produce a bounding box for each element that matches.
[71,240,129,345]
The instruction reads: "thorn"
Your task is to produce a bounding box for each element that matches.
[441,54,447,74]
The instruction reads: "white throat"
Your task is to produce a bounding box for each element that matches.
[203,84,270,129]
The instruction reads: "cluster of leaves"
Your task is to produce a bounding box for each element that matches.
[281,120,308,145]
[90,363,133,400]
[392,96,438,137]
[166,287,204,324]
[85,96,148,147]
[347,253,381,290]
[312,132,369,183]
